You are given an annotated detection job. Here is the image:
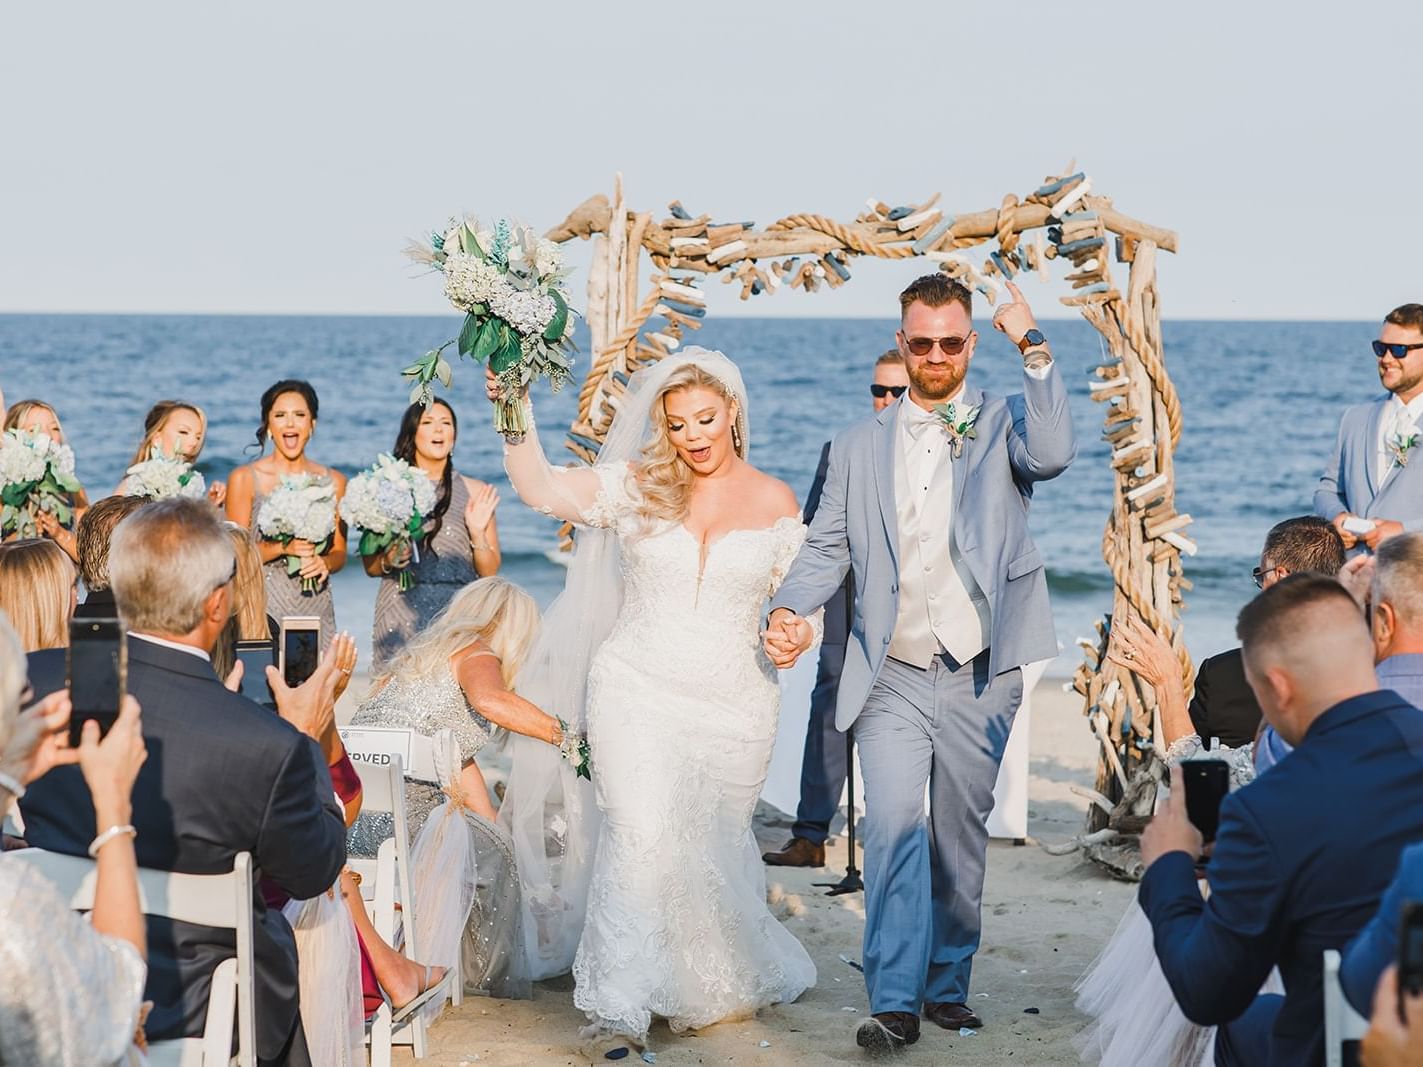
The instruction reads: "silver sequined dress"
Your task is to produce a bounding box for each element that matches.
[371,473,478,673]
[346,662,530,999]
[251,485,337,652]
[0,855,148,1065]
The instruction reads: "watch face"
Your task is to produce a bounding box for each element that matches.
[1023,329,1046,346]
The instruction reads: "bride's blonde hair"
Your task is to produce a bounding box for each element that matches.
[373,576,540,689]
[634,363,743,525]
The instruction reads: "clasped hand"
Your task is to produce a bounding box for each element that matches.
[762,608,814,669]
[289,539,330,582]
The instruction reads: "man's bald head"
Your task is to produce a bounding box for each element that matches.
[1237,574,1378,745]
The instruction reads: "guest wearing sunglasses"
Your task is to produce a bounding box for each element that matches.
[764,350,908,869]
[1316,303,1423,553]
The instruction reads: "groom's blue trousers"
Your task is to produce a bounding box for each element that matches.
[855,651,1022,1012]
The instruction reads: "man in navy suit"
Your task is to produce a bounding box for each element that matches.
[1138,574,1423,1066]
[764,350,909,869]
[1316,303,1423,552]
[21,498,347,1067]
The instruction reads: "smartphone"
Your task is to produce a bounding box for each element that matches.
[1177,759,1231,843]
[235,639,276,708]
[279,617,321,688]
[1400,902,1423,1017]
[66,618,127,747]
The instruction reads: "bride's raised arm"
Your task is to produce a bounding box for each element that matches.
[492,379,630,529]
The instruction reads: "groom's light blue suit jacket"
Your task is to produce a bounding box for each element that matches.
[1314,394,1423,531]
[771,367,1075,731]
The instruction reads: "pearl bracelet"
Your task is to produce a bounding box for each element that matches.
[88,824,137,857]
[0,769,26,799]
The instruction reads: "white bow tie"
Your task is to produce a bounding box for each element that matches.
[903,403,946,440]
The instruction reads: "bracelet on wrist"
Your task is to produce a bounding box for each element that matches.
[88,824,137,857]
[0,769,26,799]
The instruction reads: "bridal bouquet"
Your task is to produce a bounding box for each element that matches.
[122,449,207,501]
[404,217,577,439]
[256,474,338,592]
[340,454,438,592]
[0,429,83,537]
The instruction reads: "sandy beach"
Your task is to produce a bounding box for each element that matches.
[337,679,1134,1066]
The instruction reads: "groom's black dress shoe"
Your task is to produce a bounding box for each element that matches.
[761,837,825,867]
[856,1012,920,1055]
[923,1001,984,1030]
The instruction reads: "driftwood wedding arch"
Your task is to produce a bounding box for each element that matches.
[542,170,1183,867]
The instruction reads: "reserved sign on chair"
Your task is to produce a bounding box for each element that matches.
[340,727,413,768]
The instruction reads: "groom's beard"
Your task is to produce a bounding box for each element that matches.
[907,361,966,402]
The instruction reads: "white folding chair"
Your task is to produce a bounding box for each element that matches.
[1324,948,1369,1067]
[11,848,256,1067]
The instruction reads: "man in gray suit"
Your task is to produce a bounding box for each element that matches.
[765,273,1074,1054]
[1316,303,1423,552]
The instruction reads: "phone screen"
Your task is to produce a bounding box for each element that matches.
[236,640,276,708]
[67,618,125,746]
[1179,759,1231,843]
[281,624,320,688]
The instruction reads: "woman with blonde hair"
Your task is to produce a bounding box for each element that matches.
[0,539,77,651]
[348,576,565,1000]
[118,400,227,507]
[3,400,89,562]
[491,348,818,1043]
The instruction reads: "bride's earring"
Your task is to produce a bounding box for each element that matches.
[732,422,742,454]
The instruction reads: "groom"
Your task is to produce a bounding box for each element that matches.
[766,273,1074,1054]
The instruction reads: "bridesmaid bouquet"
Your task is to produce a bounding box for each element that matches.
[404,217,578,440]
[122,449,207,501]
[340,454,438,592]
[0,429,82,537]
[256,474,338,593]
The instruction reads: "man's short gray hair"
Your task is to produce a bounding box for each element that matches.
[1374,533,1423,632]
[109,498,235,635]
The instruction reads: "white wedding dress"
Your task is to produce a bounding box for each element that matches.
[496,348,817,1043]
[569,466,818,1038]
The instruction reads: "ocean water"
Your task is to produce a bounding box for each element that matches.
[0,314,1386,675]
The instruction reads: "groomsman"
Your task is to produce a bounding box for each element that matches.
[1316,303,1423,552]
[764,351,910,869]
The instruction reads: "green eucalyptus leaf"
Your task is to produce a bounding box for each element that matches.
[543,290,569,342]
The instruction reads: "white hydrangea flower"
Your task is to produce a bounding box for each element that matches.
[122,451,205,500]
[0,431,48,486]
[340,454,438,537]
[534,239,564,278]
[442,253,504,311]
[257,474,337,545]
[489,287,557,336]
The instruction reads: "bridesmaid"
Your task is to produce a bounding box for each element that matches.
[117,400,227,507]
[2,400,89,562]
[225,380,346,648]
[366,399,501,672]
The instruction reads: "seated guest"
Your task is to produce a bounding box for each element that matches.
[0,539,76,651]
[1138,574,1423,1066]
[1106,515,1345,754]
[348,577,566,999]
[0,612,151,1066]
[74,495,148,617]
[1365,532,1423,705]
[19,497,347,1067]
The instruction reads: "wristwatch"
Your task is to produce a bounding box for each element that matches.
[1017,328,1047,355]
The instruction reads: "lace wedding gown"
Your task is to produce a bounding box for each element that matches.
[566,464,818,1039]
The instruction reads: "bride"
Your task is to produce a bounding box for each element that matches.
[491,347,817,1044]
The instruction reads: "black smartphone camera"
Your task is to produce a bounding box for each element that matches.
[66,618,126,746]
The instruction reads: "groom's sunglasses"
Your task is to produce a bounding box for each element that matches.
[1374,341,1423,360]
[903,334,970,356]
[870,384,907,399]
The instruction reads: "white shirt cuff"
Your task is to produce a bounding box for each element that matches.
[1024,360,1053,381]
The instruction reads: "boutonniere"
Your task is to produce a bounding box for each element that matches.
[1388,428,1420,468]
[933,401,981,458]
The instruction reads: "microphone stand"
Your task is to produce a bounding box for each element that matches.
[815,730,863,896]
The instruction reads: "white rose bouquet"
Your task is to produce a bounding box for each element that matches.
[404,216,578,440]
[339,454,438,592]
[122,449,208,501]
[255,474,338,592]
[0,429,83,537]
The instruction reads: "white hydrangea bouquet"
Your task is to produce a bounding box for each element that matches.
[122,449,207,501]
[405,217,577,440]
[255,474,338,592]
[0,429,83,537]
[339,454,438,592]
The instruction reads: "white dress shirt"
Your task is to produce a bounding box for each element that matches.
[1378,393,1423,484]
[130,632,211,663]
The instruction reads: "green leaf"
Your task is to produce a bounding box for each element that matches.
[435,357,453,388]
[490,327,523,375]
[542,290,569,342]
[457,313,480,357]
[471,317,501,363]
[460,223,486,261]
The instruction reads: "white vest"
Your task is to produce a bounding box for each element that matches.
[887,410,990,668]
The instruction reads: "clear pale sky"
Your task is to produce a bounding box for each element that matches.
[1,2,1416,320]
